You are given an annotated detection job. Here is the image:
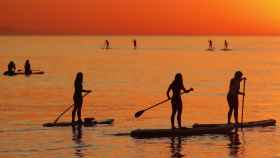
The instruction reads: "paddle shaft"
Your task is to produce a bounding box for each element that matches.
[241,79,246,128]
[53,92,90,124]
[142,98,170,112]
[141,92,186,113]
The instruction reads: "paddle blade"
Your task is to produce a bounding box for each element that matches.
[134,110,145,118]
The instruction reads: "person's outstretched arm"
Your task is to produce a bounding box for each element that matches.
[185,88,194,93]
[83,89,92,93]
[182,82,194,93]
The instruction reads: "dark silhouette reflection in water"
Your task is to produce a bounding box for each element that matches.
[228,129,242,158]
[170,137,184,158]
[72,124,85,158]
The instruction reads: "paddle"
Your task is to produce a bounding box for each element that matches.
[53,91,91,124]
[134,98,170,118]
[134,89,193,118]
[241,79,246,128]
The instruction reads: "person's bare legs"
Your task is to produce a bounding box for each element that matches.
[72,105,77,123]
[234,104,239,125]
[177,102,182,128]
[171,100,177,129]
[228,107,233,124]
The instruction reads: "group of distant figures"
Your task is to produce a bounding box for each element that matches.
[208,40,230,50]
[103,39,229,51]
[104,39,137,49]
[4,60,32,76]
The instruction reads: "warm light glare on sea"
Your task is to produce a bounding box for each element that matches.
[0,36,279,157]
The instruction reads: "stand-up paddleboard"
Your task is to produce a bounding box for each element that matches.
[16,71,44,75]
[3,71,16,76]
[130,125,234,138]
[43,118,114,127]
[192,119,276,128]
[3,71,44,76]
[221,48,232,51]
[206,48,215,51]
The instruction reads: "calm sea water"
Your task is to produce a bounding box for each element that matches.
[0,36,280,158]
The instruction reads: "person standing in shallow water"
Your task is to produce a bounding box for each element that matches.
[72,72,91,124]
[167,73,193,129]
[227,71,246,125]
[24,59,32,75]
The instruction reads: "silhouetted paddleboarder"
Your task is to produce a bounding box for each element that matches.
[8,61,16,72]
[227,71,246,126]
[4,61,16,75]
[224,40,229,49]
[133,39,137,49]
[167,73,193,129]
[104,40,110,49]
[72,72,92,124]
[208,40,213,49]
[24,59,32,75]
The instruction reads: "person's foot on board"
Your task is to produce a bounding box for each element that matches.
[77,119,83,124]
[234,123,239,129]
[180,126,187,129]
[71,120,75,126]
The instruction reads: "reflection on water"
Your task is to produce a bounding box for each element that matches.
[228,129,242,158]
[0,36,280,157]
[170,137,184,158]
[72,125,85,158]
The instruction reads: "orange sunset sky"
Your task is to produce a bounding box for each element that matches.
[1,0,280,35]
